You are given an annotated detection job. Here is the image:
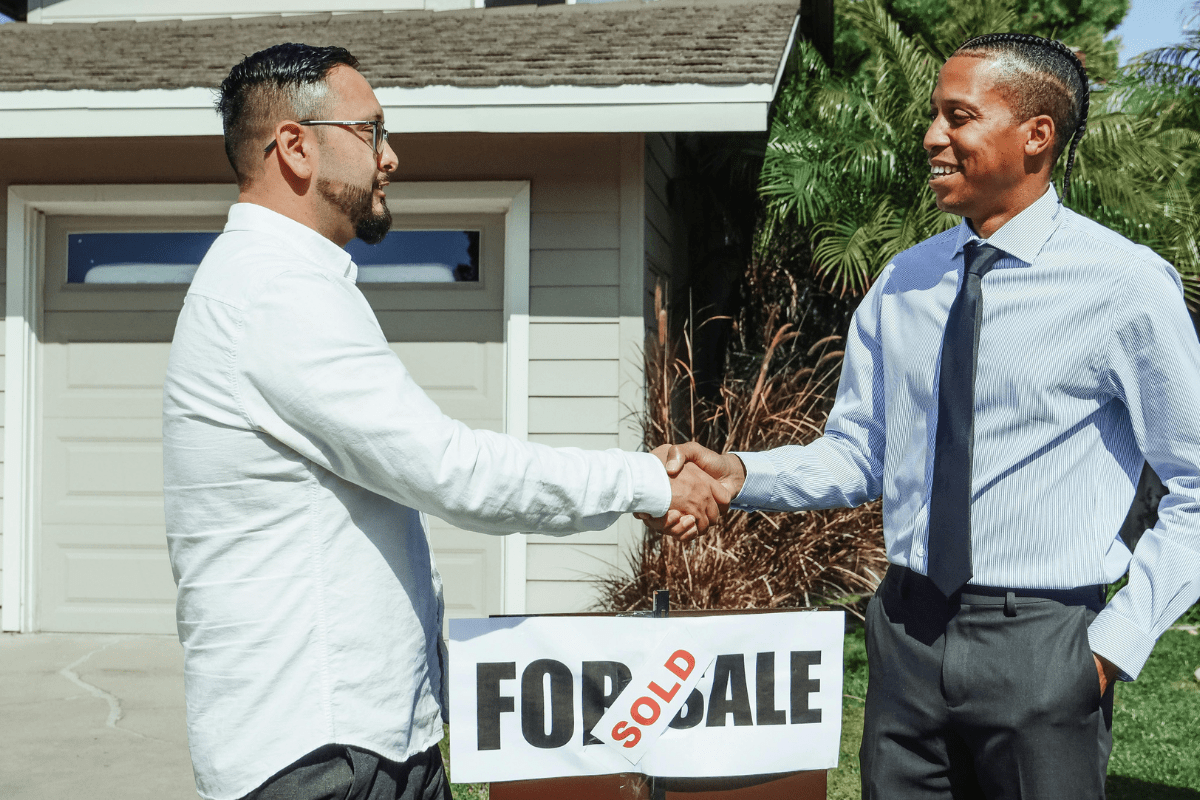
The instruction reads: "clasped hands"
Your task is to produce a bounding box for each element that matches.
[635,443,748,542]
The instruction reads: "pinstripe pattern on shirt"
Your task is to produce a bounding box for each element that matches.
[733,186,1200,679]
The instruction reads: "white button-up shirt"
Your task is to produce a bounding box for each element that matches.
[163,203,670,800]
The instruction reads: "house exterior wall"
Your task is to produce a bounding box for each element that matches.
[0,130,648,621]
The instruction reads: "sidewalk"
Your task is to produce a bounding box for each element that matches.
[0,633,196,799]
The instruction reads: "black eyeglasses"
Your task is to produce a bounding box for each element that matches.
[263,120,389,156]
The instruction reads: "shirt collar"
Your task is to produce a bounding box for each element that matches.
[953,184,1063,265]
[224,202,358,282]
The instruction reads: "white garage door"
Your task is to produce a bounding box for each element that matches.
[36,213,507,634]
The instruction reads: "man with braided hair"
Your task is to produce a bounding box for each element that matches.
[647,32,1200,798]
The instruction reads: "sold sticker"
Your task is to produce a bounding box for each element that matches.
[592,628,715,765]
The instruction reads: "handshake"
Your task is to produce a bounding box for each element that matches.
[634,443,748,542]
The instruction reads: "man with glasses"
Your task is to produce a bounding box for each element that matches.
[163,43,728,800]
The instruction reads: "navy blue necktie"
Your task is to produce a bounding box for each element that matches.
[927,242,1004,598]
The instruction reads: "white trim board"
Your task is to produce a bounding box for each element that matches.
[0,83,777,138]
[1,180,533,630]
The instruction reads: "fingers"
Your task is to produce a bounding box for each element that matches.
[664,444,685,475]
[643,442,738,541]
[661,462,729,540]
[636,509,696,537]
[663,441,713,476]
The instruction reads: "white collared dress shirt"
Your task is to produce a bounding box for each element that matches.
[163,203,671,800]
[733,186,1200,680]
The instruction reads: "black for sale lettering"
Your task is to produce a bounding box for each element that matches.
[581,660,632,745]
[706,654,754,727]
[669,688,705,729]
[755,652,787,725]
[790,651,822,724]
[476,662,516,751]
[521,659,575,748]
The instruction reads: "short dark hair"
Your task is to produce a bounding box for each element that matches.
[954,33,1089,197]
[216,43,360,187]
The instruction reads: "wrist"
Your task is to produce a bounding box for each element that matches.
[727,453,747,497]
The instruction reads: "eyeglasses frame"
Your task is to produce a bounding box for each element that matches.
[263,120,389,157]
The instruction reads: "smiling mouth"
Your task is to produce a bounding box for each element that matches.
[929,165,960,177]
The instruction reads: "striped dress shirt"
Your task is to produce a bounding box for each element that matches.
[734,186,1200,680]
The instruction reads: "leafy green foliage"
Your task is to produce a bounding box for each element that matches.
[834,0,1125,81]
[762,0,1200,303]
[761,0,955,296]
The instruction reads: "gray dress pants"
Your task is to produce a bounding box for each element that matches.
[241,743,452,800]
[861,566,1114,800]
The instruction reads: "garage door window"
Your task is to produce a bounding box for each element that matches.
[67,229,483,285]
[68,232,220,284]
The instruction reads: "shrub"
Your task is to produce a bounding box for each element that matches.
[594,284,886,617]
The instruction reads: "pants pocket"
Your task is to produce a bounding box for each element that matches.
[1073,606,1103,709]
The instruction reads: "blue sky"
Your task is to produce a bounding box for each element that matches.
[0,1,1196,60]
[1112,0,1197,63]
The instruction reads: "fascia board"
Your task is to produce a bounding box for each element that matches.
[0,83,776,137]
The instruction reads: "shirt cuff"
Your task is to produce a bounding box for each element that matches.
[1088,606,1158,681]
[730,450,776,510]
[622,451,671,517]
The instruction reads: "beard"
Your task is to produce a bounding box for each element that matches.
[317,174,392,245]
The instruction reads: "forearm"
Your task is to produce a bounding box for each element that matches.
[730,430,882,512]
[1088,519,1200,680]
[238,271,672,534]
[398,425,672,535]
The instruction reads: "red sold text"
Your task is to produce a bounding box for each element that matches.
[475,651,823,751]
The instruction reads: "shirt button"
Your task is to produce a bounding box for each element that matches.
[915,544,925,557]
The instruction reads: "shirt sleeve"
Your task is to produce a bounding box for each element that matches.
[232,268,671,535]
[1088,260,1200,680]
[731,274,887,511]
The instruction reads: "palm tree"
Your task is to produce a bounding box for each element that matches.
[760,0,1200,303]
[1130,2,1200,90]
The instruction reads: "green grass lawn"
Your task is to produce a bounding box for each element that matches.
[826,625,1200,800]
[1107,628,1200,798]
[444,623,1199,800]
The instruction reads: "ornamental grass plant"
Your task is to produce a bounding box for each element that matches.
[594,282,886,617]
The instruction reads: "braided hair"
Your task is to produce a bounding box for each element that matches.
[954,33,1090,198]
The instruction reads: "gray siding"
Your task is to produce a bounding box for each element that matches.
[525,138,627,612]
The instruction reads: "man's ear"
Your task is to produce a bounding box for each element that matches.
[1025,114,1056,158]
[269,120,315,181]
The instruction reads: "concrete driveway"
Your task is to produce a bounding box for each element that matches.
[0,633,196,799]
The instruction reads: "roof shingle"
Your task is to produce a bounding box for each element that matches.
[0,0,800,92]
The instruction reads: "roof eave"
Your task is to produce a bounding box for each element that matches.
[0,83,778,137]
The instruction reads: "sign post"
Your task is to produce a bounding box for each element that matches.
[447,598,843,799]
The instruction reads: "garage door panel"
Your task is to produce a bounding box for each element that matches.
[42,341,172,419]
[391,342,503,426]
[426,519,502,627]
[42,419,165,526]
[39,524,176,634]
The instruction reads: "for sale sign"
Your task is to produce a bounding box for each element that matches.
[447,612,844,783]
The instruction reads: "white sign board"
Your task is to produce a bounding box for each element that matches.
[447,612,844,784]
